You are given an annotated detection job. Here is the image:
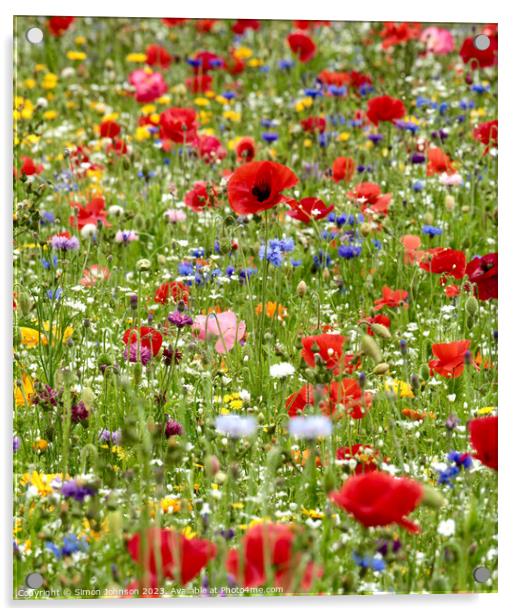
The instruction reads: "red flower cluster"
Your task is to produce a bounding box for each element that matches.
[154,281,190,305]
[418,248,466,280]
[184,181,219,212]
[287,31,317,63]
[122,326,163,356]
[127,528,216,584]
[69,196,109,230]
[473,120,498,154]
[366,96,406,126]
[348,182,392,216]
[380,22,422,48]
[159,107,198,144]
[226,523,321,591]
[460,29,498,68]
[373,286,408,311]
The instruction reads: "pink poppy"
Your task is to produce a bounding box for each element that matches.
[192,311,246,353]
[129,69,168,103]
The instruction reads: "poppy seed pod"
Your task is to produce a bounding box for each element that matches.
[360,334,383,363]
[423,211,434,225]
[373,362,390,375]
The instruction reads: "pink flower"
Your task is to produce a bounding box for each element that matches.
[192,311,246,353]
[129,69,168,103]
[420,27,454,55]
[165,209,187,223]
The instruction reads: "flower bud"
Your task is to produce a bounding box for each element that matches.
[360,334,383,363]
[420,484,446,509]
[369,322,392,339]
[423,211,434,225]
[373,362,390,375]
[465,296,478,316]
[445,195,455,211]
[296,280,307,297]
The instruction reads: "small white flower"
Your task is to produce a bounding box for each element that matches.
[288,416,332,439]
[269,362,295,378]
[437,519,456,537]
[108,205,124,217]
[80,223,97,239]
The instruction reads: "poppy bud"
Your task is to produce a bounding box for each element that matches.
[369,322,391,339]
[360,334,383,363]
[18,292,32,316]
[133,213,145,230]
[360,222,371,237]
[423,211,434,225]
[420,484,446,509]
[465,296,478,316]
[136,258,151,271]
[431,575,449,592]
[445,195,455,210]
[204,454,220,477]
[322,268,330,281]
[296,280,307,297]
[373,362,390,375]
[419,364,430,381]
[107,510,123,538]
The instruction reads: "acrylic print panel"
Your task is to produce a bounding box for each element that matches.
[13,15,498,599]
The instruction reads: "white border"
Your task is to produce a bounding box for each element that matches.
[2,1,518,614]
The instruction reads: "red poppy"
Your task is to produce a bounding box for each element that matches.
[47,17,75,37]
[348,71,373,90]
[366,96,406,126]
[227,161,298,216]
[301,334,346,371]
[362,313,391,337]
[162,18,188,28]
[195,134,226,162]
[185,74,212,93]
[287,32,317,63]
[318,70,350,88]
[466,253,498,300]
[473,120,497,154]
[428,340,471,378]
[380,22,422,48]
[146,44,172,68]
[184,181,218,213]
[373,286,408,311]
[336,443,380,474]
[300,116,326,133]
[123,327,163,357]
[232,19,261,35]
[294,20,331,30]
[419,248,466,280]
[444,284,460,298]
[348,181,392,216]
[401,234,423,264]
[460,33,497,69]
[127,528,216,584]
[99,120,121,139]
[235,137,256,163]
[192,51,224,73]
[324,378,372,419]
[195,19,218,33]
[107,138,128,156]
[330,471,423,532]
[225,51,246,76]
[285,384,315,417]
[18,156,43,177]
[159,108,198,144]
[154,281,190,305]
[69,196,109,230]
[286,197,334,223]
[332,157,355,183]
[226,523,321,591]
[426,147,456,176]
[469,415,498,471]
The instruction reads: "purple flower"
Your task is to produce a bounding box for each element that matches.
[123,342,151,365]
[13,436,20,452]
[50,234,80,251]
[98,429,122,444]
[165,418,183,437]
[61,479,96,502]
[168,311,193,328]
[71,401,89,423]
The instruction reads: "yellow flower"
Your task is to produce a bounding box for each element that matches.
[41,323,74,345]
[74,35,87,46]
[337,131,351,142]
[294,97,313,112]
[301,507,324,519]
[194,97,210,107]
[41,73,58,90]
[477,406,496,416]
[303,139,312,148]
[43,110,57,120]
[15,374,34,407]
[248,58,263,68]
[134,126,151,141]
[14,97,34,121]
[67,51,87,61]
[126,52,147,63]
[140,104,156,114]
[384,378,414,398]
[182,526,196,539]
[24,78,36,89]
[19,327,42,348]
[161,496,181,513]
[234,46,253,60]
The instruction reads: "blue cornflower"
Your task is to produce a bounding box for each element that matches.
[40,210,55,224]
[225,266,235,277]
[412,180,425,192]
[328,85,347,97]
[359,83,374,96]
[312,251,331,270]
[47,288,62,301]
[372,239,382,251]
[262,132,278,143]
[338,245,362,259]
[422,225,442,238]
[353,552,386,572]
[304,88,323,98]
[191,247,205,258]
[278,59,294,70]
[178,262,194,276]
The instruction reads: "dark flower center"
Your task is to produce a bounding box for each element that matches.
[252,182,271,202]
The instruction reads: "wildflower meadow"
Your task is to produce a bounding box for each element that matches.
[13,16,498,599]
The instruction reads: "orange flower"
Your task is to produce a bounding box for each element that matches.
[255,301,287,321]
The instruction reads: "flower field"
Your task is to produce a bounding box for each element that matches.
[13,16,498,599]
